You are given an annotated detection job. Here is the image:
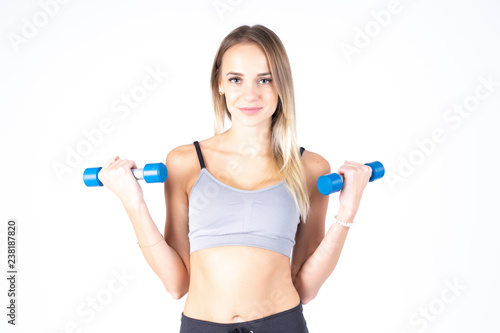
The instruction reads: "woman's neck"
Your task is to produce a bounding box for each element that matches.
[219,127,273,159]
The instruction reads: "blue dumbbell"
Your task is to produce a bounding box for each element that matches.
[316,161,385,195]
[83,163,168,187]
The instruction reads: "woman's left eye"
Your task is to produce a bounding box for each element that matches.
[260,78,272,84]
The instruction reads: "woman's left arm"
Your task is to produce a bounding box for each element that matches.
[292,157,372,305]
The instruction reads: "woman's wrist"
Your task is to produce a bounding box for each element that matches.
[121,196,148,220]
[336,207,356,223]
[120,194,146,210]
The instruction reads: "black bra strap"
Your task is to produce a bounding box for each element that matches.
[193,141,206,169]
[300,147,305,157]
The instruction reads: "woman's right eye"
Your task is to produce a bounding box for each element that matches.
[229,77,241,84]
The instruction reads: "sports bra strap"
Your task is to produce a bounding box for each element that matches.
[193,141,304,170]
[193,141,206,169]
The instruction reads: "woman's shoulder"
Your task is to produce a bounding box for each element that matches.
[165,141,201,168]
[301,148,330,173]
[300,148,331,187]
[166,135,219,166]
[164,141,204,180]
[163,140,211,196]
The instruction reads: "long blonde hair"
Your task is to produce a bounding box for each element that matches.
[210,24,310,223]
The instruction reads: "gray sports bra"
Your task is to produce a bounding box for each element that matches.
[188,141,305,258]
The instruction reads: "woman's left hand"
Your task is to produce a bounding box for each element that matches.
[336,160,373,220]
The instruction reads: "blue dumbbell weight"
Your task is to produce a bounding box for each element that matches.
[83,163,168,187]
[316,161,385,195]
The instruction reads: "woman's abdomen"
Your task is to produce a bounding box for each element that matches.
[183,245,301,323]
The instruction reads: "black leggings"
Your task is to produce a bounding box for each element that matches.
[179,302,309,333]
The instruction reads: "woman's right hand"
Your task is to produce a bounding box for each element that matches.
[98,156,144,205]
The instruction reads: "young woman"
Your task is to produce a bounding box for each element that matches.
[98,24,373,333]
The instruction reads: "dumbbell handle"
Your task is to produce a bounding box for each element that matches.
[131,168,147,180]
[83,162,168,187]
[335,162,383,183]
[317,161,385,195]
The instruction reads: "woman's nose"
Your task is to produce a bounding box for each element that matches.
[243,83,259,101]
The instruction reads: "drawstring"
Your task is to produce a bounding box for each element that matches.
[228,328,253,333]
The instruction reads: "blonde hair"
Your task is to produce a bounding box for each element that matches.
[210,24,310,223]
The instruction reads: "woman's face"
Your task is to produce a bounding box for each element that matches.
[219,42,278,125]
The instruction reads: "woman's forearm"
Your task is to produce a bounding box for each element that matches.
[122,198,189,299]
[294,209,353,304]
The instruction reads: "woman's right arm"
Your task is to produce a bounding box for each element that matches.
[99,147,191,300]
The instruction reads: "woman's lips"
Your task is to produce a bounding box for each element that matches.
[238,107,262,114]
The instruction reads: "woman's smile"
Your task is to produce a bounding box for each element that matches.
[238,107,263,114]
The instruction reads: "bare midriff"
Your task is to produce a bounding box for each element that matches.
[182,245,301,323]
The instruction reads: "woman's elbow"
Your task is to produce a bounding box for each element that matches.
[163,277,189,300]
[165,284,188,300]
[169,289,186,300]
[300,292,317,305]
[295,278,318,305]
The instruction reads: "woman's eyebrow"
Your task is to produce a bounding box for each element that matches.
[226,72,271,76]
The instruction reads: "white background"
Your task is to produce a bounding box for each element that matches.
[1,0,499,332]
